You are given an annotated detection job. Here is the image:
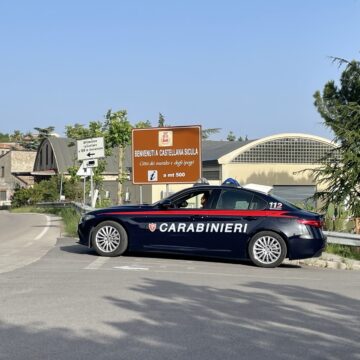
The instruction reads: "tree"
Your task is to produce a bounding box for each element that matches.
[227,131,236,141]
[11,177,60,207]
[34,126,55,141]
[104,110,132,203]
[158,113,166,127]
[0,132,10,142]
[202,128,221,140]
[312,58,360,216]
[9,126,55,150]
[10,130,23,143]
[239,135,249,141]
[134,120,152,128]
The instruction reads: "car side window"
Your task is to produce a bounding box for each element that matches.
[249,195,268,210]
[172,190,212,209]
[216,189,253,210]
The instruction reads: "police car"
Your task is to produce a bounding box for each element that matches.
[78,181,326,268]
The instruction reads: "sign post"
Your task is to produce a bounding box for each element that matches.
[132,126,202,185]
[90,168,94,208]
[83,175,86,205]
[77,163,91,205]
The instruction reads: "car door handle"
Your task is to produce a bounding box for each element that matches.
[244,216,258,221]
[192,215,207,220]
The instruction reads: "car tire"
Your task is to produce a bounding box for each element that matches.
[248,231,287,268]
[92,221,128,257]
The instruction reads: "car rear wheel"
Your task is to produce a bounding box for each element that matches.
[92,221,128,257]
[248,231,287,268]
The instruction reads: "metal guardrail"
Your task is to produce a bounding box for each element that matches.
[36,201,94,214]
[71,202,94,214]
[324,231,360,247]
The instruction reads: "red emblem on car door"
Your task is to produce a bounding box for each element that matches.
[148,223,157,232]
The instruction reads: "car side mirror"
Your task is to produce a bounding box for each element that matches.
[179,200,188,208]
[160,199,172,209]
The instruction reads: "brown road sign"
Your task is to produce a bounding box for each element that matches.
[132,126,202,184]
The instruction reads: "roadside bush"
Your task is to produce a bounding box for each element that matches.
[11,176,88,208]
[36,177,60,202]
[12,177,60,207]
[11,186,32,208]
[63,178,85,202]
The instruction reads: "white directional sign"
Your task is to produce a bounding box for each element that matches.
[77,137,105,161]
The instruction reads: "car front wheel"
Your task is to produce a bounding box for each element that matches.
[92,221,128,257]
[248,231,287,268]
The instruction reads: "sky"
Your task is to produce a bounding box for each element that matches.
[0,0,359,141]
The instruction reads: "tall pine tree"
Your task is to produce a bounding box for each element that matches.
[312,58,360,216]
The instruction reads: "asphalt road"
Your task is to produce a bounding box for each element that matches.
[0,211,359,360]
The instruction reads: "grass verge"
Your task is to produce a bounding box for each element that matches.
[326,243,360,261]
[11,206,80,237]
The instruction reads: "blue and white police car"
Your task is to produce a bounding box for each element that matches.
[78,181,326,268]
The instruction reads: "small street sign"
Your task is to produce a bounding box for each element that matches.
[76,163,92,177]
[77,137,105,161]
[83,159,98,168]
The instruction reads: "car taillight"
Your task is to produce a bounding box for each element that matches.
[297,219,323,228]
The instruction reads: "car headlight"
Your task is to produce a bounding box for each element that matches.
[80,214,95,224]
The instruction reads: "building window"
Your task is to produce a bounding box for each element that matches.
[46,145,49,166]
[0,191,6,201]
[202,170,220,180]
[50,150,54,165]
[39,150,43,166]
[1,166,4,178]
[231,137,336,164]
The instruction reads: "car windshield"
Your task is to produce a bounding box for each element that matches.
[151,190,181,206]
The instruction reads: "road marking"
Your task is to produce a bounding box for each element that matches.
[34,215,51,240]
[0,214,59,274]
[113,265,149,271]
[84,257,110,270]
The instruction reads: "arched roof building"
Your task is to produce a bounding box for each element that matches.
[204,133,336,205]
[218,133,335,165]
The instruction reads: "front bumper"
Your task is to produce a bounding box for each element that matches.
[78,222,93,247]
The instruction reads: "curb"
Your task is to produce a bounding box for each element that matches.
[284,253,360,270]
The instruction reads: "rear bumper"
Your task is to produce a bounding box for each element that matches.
[287,235,327,260]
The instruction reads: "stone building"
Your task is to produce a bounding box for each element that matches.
[0,150,36,205]
[0,142,21,156]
